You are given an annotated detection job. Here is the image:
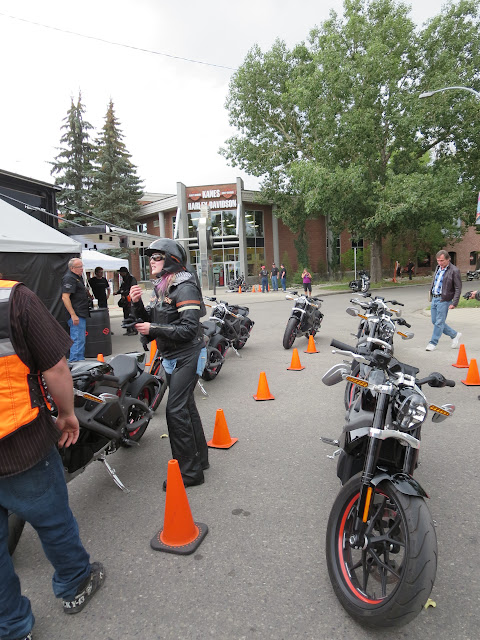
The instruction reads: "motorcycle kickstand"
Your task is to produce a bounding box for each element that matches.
[197,379,209,396]
[231,344,242,358]
[98,453,130,493]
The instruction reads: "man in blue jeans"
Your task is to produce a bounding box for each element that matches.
[61,258,90,361]
[426,250,462,351]
[0,279,104,640]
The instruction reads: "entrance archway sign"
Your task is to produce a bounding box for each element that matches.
[198,203,213,291]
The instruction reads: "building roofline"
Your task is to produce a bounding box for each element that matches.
[0,168,60,191]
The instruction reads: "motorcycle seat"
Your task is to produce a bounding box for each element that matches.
[202,320,219,337]
[109,354,139,384]
[229,305,249,315]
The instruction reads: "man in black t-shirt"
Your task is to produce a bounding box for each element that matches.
[88,267,110,309]
[61,258,90,361]
[115,267,137,335]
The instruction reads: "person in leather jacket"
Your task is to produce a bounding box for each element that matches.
[129,239,208,489]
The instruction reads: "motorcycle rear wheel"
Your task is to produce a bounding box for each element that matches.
[283,317,299,349]
[124,384,155,444]
[326,474,437,628]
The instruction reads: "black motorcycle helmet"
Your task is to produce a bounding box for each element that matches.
[145,238,187,275]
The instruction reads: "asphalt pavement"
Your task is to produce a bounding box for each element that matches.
[12,284,480,640]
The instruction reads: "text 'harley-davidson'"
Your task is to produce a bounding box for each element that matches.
[321,338,455,628]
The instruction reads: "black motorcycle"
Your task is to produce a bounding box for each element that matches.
[282,291,324,349]
[466,268,480,281]
[321,338,455,628]
[349,269,370,293]
[344,295,413,408]
[8,361,154,555]
[201,319,228,381]
[226,274,251,293]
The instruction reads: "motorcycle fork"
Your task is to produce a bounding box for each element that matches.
[351,393,389,547]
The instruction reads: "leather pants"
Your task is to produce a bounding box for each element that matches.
[164,348,208,482]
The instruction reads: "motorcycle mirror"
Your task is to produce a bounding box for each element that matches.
[322,363,349,386]
[345,307,359,317]
[398,331,414,340]
[431,403,455,423]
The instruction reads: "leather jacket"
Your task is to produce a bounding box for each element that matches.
[133,275,203,359]
[430,263,462,306]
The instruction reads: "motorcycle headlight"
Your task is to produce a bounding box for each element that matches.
[394,390,428,431]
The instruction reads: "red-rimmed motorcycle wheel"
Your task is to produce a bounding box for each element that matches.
[202,343,225,381]
[124,383,156,443]
[325,473,437,628]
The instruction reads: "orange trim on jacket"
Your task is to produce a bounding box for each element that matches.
[0,281,40,439]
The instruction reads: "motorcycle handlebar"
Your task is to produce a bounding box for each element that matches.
[330,338,358,353]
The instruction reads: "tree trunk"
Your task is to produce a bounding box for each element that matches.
[370,238,383,283]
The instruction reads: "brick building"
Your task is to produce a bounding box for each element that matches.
[134,177,479,284]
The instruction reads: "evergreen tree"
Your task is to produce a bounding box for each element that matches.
[50,91,96,222]
[90,100,143,229]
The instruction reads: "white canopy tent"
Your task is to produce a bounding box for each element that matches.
[0,198,81,253]
[81,249,128,272]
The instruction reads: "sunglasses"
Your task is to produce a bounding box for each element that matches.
[149,253,166,262]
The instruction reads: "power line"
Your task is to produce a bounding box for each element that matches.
[0,11,238,71]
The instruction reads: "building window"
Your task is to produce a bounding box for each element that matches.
[470,251,478,268]
[245,211,264,275]
[136,222,147,233]
[139,248,150,280]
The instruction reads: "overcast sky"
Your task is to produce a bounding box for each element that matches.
[0,0,444,194]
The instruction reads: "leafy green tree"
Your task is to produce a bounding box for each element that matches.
[222,0,480,281]
[90,100,143,229]
[50,92,95,222]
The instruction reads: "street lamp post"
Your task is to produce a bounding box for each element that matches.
[419,86,480,100]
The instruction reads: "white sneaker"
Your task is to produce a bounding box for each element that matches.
[426,343,436,351]
[451,332,462,349]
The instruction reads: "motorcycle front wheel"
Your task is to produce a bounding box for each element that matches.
[234,326,249,350]
[283,317,299,349]
[202,343,225,381]
[326,474,437,628]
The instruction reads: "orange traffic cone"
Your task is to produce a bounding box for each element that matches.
[145,339,157,368]
[252,285,256,293]
[304,335,319,354]
[253,371,275,401]
[238,285,242,293]
[453,343,469,368]
[461,358,480,386]
[150,460,208,555]
[287,348,305,371]
[207,409,238,448]
[97,353,104,362]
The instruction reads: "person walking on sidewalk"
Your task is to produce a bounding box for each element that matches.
[115,267,137,335]
[406,259,414,281]
[280,264,287,292]
[302,268,312,296]
[259,266,269,293]
[270,263,279,291]
[0,279,104,640]
[61,258,90,362]
[426,250,462,351]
